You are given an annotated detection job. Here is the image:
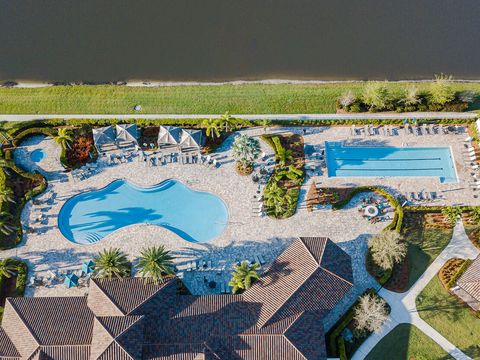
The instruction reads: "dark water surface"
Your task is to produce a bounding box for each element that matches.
[0,0,479,82]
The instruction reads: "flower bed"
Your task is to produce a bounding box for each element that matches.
[439,258,472,290]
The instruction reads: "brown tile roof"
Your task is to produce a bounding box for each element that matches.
[243,237,353,328]
[97,342,134,360]
[96,315,144,339]
[142,344,204,360]
[90,277,173,315]
[29,346,90,360]
[6,297,94,345]
[457,255,480,301]
[0,328,20,358]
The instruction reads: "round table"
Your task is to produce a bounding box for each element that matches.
[364,205,379,217]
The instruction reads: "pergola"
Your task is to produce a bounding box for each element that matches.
[115,124,138,148]
[157,126,183,148]
[179,129,204,150]
[92,126,116,152]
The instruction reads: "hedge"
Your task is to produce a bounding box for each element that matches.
[11,126,57,147]
[0,259,28,322]
[446,259,472,289]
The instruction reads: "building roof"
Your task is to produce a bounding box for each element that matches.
[243,237,353,327]
[457,255,480,301]
[0,328,20,358]
[0,237,352,360]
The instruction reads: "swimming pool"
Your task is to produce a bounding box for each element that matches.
[58,179,229,244]
[325,142,457,183]
[30,149,46,163]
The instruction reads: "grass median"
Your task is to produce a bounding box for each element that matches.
[0,82,479,114]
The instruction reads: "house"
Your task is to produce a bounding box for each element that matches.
[0,237,353,360]
[454,255,480,311]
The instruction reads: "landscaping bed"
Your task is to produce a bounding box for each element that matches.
[439,258,472,290]
[0,259,28,321]
[63,126,97,169]
[416,275,480,358]
[261,133,304,219]
[364,324,451,360]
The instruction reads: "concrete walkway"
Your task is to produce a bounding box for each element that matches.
[0,112,477,122]
[352,220,479,360]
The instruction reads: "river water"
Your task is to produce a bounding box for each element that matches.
[0,0,479,82]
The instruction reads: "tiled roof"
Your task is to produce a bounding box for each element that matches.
[284,312,326,360]
[243,237,353,328]
[96,316,144,338]
[30,345,90,360]
[6,297,94,345]
[91,277,172,315]
[97,342,134,360]
[142,344,204,360]
[457,255,480,301]
[0,327,20,359]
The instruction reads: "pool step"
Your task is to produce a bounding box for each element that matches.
[82,232,103,244]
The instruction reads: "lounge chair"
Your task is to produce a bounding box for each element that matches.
[258,255,266,264]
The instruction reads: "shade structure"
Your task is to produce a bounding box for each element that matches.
[92,126,116,151]
[82,260,95,274]
[64,273,79,288]
[157,126,182,147]
[179,129,204,149]
[116,124,138,144]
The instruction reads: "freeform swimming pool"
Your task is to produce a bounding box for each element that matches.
[58,179,229,244]
[325,142,457,183]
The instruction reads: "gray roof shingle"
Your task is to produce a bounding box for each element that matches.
[0,327,20,358]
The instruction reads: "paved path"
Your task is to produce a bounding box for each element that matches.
[0,112,476,122]
[352,220,479,360]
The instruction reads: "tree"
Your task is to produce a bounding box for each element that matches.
[231,134,261,168]
[0,258,17,278]
[229,260,260,294]
[0,213,16,236]
[0,188,15,204]
[354,293,389,334]
[362,82,390,111]
[272,136,293,167]
[135,245,175,284]
[261,119,272,134]
[430,74,455,106]
[470,207,480,225]
[94,248,130,279]
[441,206,462,226]
[368,231,407,270]
[220,111,237,133]
[264,182,295,217]
[54,128,73,150]
[202,118,222,140]
[339,90,356,108]
[402,85,421,106]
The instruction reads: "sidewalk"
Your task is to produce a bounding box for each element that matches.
[352,221,479,360]
[0,112,477,122]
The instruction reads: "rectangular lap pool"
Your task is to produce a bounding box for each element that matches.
[325,142,457,183]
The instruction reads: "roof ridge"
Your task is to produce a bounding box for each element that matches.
[112,339,136,360]
[319,264,354,286]
[97,315,143,339]
[256,239,318,328]
[127,279,171,314]
[6,298,41,347]
[299,237,325,265]
[90,278,126,315]
[280,331,308,360]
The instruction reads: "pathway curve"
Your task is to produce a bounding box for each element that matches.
[353,220,479,360]
[0,112,476,122]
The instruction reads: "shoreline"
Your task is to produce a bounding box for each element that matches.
[8,78,480,89]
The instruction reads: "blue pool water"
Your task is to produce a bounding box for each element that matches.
[326,142,457,183]
[58,179,228,244]
[30,149,46,163]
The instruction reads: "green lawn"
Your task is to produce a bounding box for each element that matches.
[0,82,479,114]
[416,276,480,359]
[365,323,452,360]
[402,213,454,290]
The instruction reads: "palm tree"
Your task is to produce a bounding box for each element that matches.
[94,248,130,279]
[229,260,260,294]
[0,213,16,236]
[441,206,462,226]
[54,128,73,150]
[202,118,222,140]
[0,188,15,204]
[220,111,236,133]
[0,258,17,278]
[470,207,480,225]
[272,136,293,167]
[262,119,272,134]
[135,245,175,284]
[264,182,289,216]
[231,134,261,168]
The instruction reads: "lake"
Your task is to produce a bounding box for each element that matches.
[0,0,479,82]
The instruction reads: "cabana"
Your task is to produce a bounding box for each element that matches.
[115,124,138,148]
[92,126,116,152]
[179,129,204,151]
[157,125,183,149]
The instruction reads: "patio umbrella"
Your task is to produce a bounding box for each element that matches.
[82,260,95,275]
[64,273,79,288]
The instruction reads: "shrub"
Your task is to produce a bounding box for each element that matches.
[429,74,455,107]
[339,90,356,108]
[231,134,261,173]
[362,82,391,111]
